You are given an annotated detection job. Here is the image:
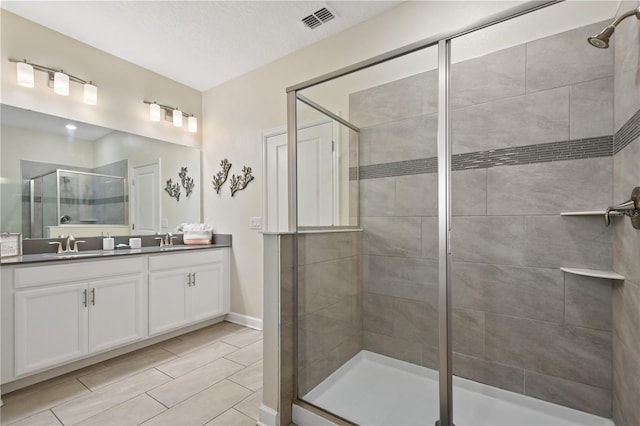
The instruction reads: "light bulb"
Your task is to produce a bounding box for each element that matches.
[173,109,183,127]
[17,61,34,88]
[54,72,69,96]
[149,103,161,122]
[83,82,97,105]
[188,116,197,133]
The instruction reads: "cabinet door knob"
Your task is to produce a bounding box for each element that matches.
[91,288,96,306]
[82,289,88,307]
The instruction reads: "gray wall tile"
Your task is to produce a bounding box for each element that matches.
[613,329,640,426]
[349,73,426,128]
[487,157,613,215]
[524,215,612,270]
[421,217,438,260]
[452,169,487,216]
[452,87,569,154]
[451,216,525,265]
[612,280,640,354]
[363,331,421,365]
[485,314,612,388]
[525,371,611,417]
[452,309,484,358]
[363,255,438,304]
[565,274,612,330]
[570,77,614,140]
[452,262,564,323]
[366,114,437,165]
[393,298,438,347]
[526,21,613,93]
[451,45,526,109]
[614,68,640,133]
[360,178,395,217]
[363,292,394,336]
[395,173,437,217]
[361,216,422,257]
[298,232,355,265]
[453,353,524,394]
[613,3,640,132]
[421,69,439,115]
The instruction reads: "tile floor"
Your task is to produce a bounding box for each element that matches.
[0,321,263,426]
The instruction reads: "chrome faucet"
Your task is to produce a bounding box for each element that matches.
[155,233,177,247]
[605,186,640,229]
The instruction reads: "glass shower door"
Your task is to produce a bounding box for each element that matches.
[449,2,616,424]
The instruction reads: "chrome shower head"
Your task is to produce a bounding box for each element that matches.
[588,25,615,49]
[588,7,640,49]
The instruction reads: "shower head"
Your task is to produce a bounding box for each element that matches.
[588,25,615,49]
[588,6,640,49]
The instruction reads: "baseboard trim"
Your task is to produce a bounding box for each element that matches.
[225,312,263,330]
[258,403,279,426]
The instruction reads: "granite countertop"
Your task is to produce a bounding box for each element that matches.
[2,240,231,266]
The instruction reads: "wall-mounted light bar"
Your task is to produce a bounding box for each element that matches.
[143,100,197,133]
[9,58,97,105]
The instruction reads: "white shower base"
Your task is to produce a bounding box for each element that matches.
[294,350,613,426]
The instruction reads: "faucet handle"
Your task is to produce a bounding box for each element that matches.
[168,236,177,246]
[72,241,86,253]
[155,237,165,247]
[48,241,63,254]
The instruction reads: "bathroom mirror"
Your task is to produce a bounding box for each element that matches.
[0,104,201,239]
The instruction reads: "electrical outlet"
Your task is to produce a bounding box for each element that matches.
[250,217,262,230]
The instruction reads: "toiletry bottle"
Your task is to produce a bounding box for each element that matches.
[103,233,114,250]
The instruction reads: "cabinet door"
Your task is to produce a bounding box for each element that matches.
[15,283,89,376]
[190,263,225,322]
[148,269,190,336]
[88,275,145,353]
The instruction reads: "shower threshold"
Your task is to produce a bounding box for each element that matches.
[295,351,613,426]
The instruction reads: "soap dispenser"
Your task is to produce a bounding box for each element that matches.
[103,233,114,251]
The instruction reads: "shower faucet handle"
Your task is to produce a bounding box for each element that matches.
[604,186,640,229]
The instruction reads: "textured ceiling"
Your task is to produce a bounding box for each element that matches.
[2,1,399,92]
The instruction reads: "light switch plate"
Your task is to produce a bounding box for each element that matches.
[161,218,169,228]
[250,217,262,230]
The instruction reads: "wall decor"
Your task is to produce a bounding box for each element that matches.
[1,233,22,258]
[212,158,232,194]
[230,166,255,196]
[164,178,181,201]
[179,166,195,197]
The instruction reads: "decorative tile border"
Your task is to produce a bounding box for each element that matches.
[350,135,613,180]
[24,195,128,205]
[614,109,640,155]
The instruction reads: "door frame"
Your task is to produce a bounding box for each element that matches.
[261,117,340,233]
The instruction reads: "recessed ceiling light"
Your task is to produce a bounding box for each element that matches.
[65,124,77,130]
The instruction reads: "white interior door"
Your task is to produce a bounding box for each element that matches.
[264,120,335,232]
[132,162,160,235]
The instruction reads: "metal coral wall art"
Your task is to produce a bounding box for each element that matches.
[179,166,195,197]
[164,178,181,201]
[230,166,254,196]
[212,158,232,194]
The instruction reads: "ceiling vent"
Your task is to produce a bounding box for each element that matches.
[301,7,335,29]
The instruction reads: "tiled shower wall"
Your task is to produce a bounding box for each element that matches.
[296,231,363,396]
[351,22,615,417]
[612,1,640,425]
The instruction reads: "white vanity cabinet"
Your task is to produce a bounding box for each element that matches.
[7,257,146,378]
[148,249,229,336]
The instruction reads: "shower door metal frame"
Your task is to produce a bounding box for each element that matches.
[285,1,562,425]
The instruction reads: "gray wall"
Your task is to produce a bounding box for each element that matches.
[351,21,616,417]
[296,231,363,396]
[612,1,640,425]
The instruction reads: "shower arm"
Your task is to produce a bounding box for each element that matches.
[610,6,640,28]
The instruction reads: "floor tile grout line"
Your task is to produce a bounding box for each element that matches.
[145,391,171,410]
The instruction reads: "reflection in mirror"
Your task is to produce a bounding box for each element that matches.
[0,105,201,239]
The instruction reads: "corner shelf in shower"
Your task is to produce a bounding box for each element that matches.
[560,211,606,216]
[560,267,625,280]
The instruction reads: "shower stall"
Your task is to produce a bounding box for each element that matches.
[29,169,127,238]
[278,1,639,425]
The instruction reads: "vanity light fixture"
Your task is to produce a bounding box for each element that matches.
[143,101,197,133]
[173,108,183,127]
[9,59,98,105]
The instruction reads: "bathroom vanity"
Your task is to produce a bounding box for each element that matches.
[0,243,230,392]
